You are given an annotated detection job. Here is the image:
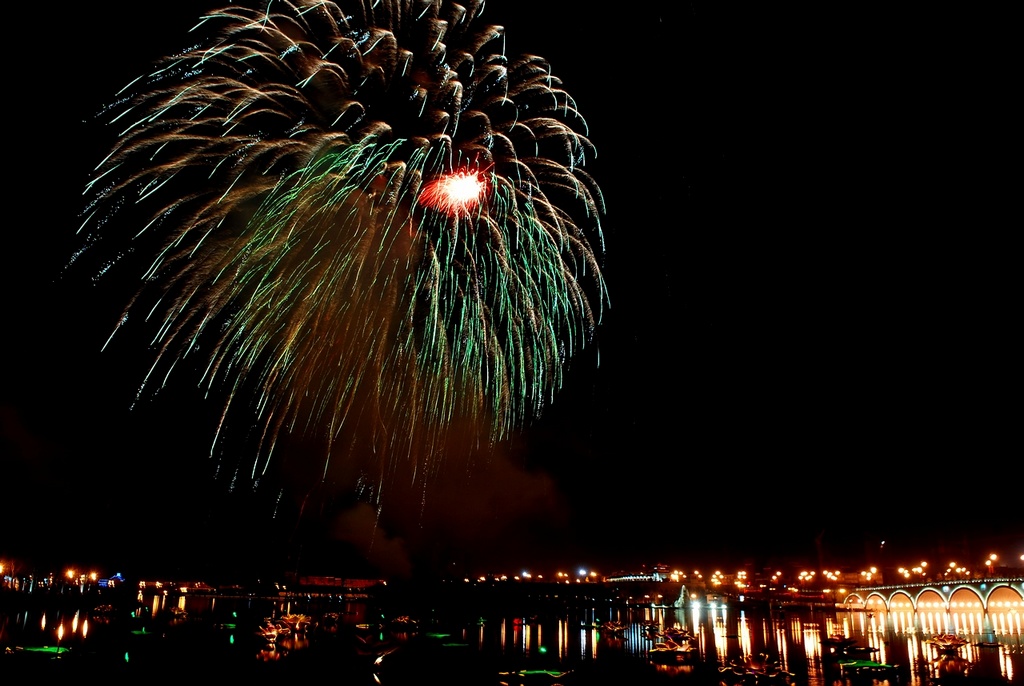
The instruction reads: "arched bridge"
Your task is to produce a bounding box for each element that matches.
[843,576,1023,611]
[841,576,1023,635]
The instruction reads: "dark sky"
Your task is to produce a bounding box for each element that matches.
[3,2,1018,583]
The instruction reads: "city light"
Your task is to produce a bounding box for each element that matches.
[2,542,1022,603]
[860,567,879,583]
[984,554,998,576]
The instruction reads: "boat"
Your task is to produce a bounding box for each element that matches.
[256,623,280,642]
[649,639,699,664]
[256,619,292,642]
[719,654,795,686]
[822,634,857,653]
[822,634,879,660]
[601,620,627,636]
[389,615,420,632]
[497,668,574,685]
[926,634,970,651]
[356,622,383,632]
[834,658,901,685]
[648,627,699,663]
[277,613,315,633]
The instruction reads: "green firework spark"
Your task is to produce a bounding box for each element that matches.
[78,0,607,486]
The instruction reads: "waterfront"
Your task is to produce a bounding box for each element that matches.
[2,582,1021,684]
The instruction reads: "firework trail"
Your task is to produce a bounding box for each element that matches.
[76,0,607,494]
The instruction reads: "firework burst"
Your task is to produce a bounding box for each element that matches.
[77,0,606,492]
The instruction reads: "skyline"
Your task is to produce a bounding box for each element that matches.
[2,1,1018,582]
[4,537,1022,588]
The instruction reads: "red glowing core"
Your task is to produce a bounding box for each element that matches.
[418,171,487,217]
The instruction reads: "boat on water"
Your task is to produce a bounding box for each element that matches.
[823,634,857,650]
[256,622,289,642]
[834,658,901,684]
[719,654,795,686]
[257,616,304,643]
[822,634,879,660]
[277,613,315,633]
[646,626,699,664]
[498,668,574,685]
[388,615,420,632]
[600,620,626,636]
[927,634,971,651]
[648,640,699,664]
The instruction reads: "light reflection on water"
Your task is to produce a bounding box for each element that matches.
[1,591,1021,685]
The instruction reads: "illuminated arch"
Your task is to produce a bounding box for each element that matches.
[983,585,1024,635]
[984,584,1024,606]
[947,587,988,634]
[843,592,868,607]
[947,586,985,609]
[862,592,890,614]
[914,585,956,606]
[841,579,1024,636]
[916,588,946,610]
[981,582,1024,608]
[887,590,914,610]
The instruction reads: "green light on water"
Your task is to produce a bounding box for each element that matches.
[124,651,130,664]
[23,646,66,655]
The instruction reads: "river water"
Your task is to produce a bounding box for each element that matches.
[2,587,1021,685]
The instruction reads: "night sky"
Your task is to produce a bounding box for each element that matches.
[3,2,1018,582]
